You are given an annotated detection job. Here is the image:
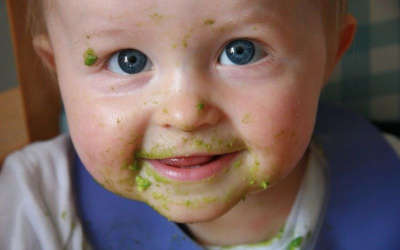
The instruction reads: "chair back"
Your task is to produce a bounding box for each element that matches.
[6,0,61,143]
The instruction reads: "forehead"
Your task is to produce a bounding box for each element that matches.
[48,0,317,34]
[51,0,295,17]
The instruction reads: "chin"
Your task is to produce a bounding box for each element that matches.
[153,200,239,224]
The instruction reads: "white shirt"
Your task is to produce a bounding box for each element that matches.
[0,134,90,250]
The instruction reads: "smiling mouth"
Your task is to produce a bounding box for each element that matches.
[147,152,241,181]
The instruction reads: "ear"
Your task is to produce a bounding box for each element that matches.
[334,14,357,64]
[32,34,56,72]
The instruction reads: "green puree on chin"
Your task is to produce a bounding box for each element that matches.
[135,176,151,192]
[84,48,98,66]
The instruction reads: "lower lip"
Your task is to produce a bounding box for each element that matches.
[148,152,240,182]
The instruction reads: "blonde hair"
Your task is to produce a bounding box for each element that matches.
[27,0,47,37]
[325,0,348,31]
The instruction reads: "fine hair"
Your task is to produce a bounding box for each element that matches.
[26,0,348,37]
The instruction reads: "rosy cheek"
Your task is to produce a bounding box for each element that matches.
[70,114,149,197]
[67,98,147,173]
[237,96,314,181]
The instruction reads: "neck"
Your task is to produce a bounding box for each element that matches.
[187,151,309,246]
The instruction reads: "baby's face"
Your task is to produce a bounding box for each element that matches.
[46,0,330,222]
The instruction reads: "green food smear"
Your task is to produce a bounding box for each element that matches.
[135,176,152,191]
[136,145,177,159]
[61,211,67,221]
[261,181,269,190]
[181,30,193,49]
[288,236,303,250]
[196,103,205,111]
[249,179,255,185]
[149,12,164,22]
[84,48,98,66]
[204,19,215,25]
[152,192,165,200]
[145,163,172,184]
[202,196,218,204]
[241,113,251,124]
[128,160,140,172]
[233,160,242,169]
[274,130,285,138]
[193,139,212,151]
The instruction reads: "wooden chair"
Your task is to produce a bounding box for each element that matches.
[0,0,61,164]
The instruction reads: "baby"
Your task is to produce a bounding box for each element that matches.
[4,0,400,249]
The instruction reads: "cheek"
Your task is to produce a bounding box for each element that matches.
[60,80,150,182]
[234,86,319,183]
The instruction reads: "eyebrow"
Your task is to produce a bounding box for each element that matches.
[84,28,131,40]
[212,2,284,32]
[71,27,138,48]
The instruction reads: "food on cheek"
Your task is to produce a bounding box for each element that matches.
[84,48,98,66]
[149,12,164,22]
[181,28,194,49]
[203,19,215,25]
[121,160,141,173]
[241,113,252,124]
[260,181,269,190]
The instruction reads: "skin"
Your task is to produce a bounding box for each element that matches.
[35,0,356,246]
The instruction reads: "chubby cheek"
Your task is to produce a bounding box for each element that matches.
[62,88,152,198]
[232,88,318,187]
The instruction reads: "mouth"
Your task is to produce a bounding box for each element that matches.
[147,152,241,181]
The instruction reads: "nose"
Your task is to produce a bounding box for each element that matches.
[153,93,222,132]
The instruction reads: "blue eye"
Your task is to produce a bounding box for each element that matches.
[107,49,153,75]
[219,39,267,65]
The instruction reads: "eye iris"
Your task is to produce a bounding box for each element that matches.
[226,40,255,65]
[118,49,147,74]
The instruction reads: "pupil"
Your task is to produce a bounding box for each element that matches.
[128,56,137,64]
[236,47,244,54]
